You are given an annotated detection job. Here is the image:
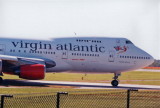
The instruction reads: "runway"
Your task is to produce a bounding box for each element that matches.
[1,79,160,90]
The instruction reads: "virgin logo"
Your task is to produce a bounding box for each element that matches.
[114,46,128,54]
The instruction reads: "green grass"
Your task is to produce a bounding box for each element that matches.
[46,71,160,81]
[0,87,125,94]
[46,71,160,85]
[0,88,71,94]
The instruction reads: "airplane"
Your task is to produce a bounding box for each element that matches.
[0,37,154,86]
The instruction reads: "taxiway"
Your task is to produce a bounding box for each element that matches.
[1,79,160,90]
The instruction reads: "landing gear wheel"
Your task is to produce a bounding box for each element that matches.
[111,80,119,87]
[0,77,3,84]
[111,73,121,87]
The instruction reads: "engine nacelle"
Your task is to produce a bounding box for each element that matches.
[19,64,45,80]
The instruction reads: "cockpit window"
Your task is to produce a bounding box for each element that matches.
[126,40,133,44]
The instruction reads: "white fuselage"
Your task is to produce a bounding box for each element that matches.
[0,37,154,74]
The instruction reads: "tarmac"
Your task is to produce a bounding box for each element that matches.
[1,79,160,90]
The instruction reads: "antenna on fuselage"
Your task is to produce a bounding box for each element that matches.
[74,32,77,35]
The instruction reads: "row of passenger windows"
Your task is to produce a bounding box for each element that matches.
[30,51,56,54]
[10,49,56,55]
[72,53,100,57]
[120,55,150,59]
[76,39,102,43]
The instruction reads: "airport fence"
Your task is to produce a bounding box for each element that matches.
[0,89,160,108]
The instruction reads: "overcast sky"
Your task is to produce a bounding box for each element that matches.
[0,0,160,59]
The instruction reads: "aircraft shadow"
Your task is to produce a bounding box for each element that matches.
[1,79,160,90]
[2,79,49,87]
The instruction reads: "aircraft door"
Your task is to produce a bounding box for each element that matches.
[0,45,5,54]
[108,51,115,62]
[62,51,68,59]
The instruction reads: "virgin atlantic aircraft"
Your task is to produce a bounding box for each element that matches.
[0,37,154,86]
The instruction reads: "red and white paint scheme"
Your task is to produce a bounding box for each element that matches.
[0,37,154,86]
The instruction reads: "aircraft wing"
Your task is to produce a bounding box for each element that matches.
[0,54,56,80]
[0,54,56,73]
[0,54,18,61]
[0,54,56,67]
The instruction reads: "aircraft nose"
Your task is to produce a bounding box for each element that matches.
[141,49,154,66]
[149,55,154,65]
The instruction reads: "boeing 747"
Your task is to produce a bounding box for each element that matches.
[0,37,154,86]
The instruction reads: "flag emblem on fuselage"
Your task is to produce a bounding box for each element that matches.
[114,46,128,54]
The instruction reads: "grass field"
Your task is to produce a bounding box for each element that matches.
[0,70,160,94]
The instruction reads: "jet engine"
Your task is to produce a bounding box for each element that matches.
[19,64,45,80]
[1,56,55,81]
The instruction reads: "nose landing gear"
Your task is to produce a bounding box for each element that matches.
[111,73,121,87]
[111,80,119,87]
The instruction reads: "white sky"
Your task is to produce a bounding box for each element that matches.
[0,0,160,59]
